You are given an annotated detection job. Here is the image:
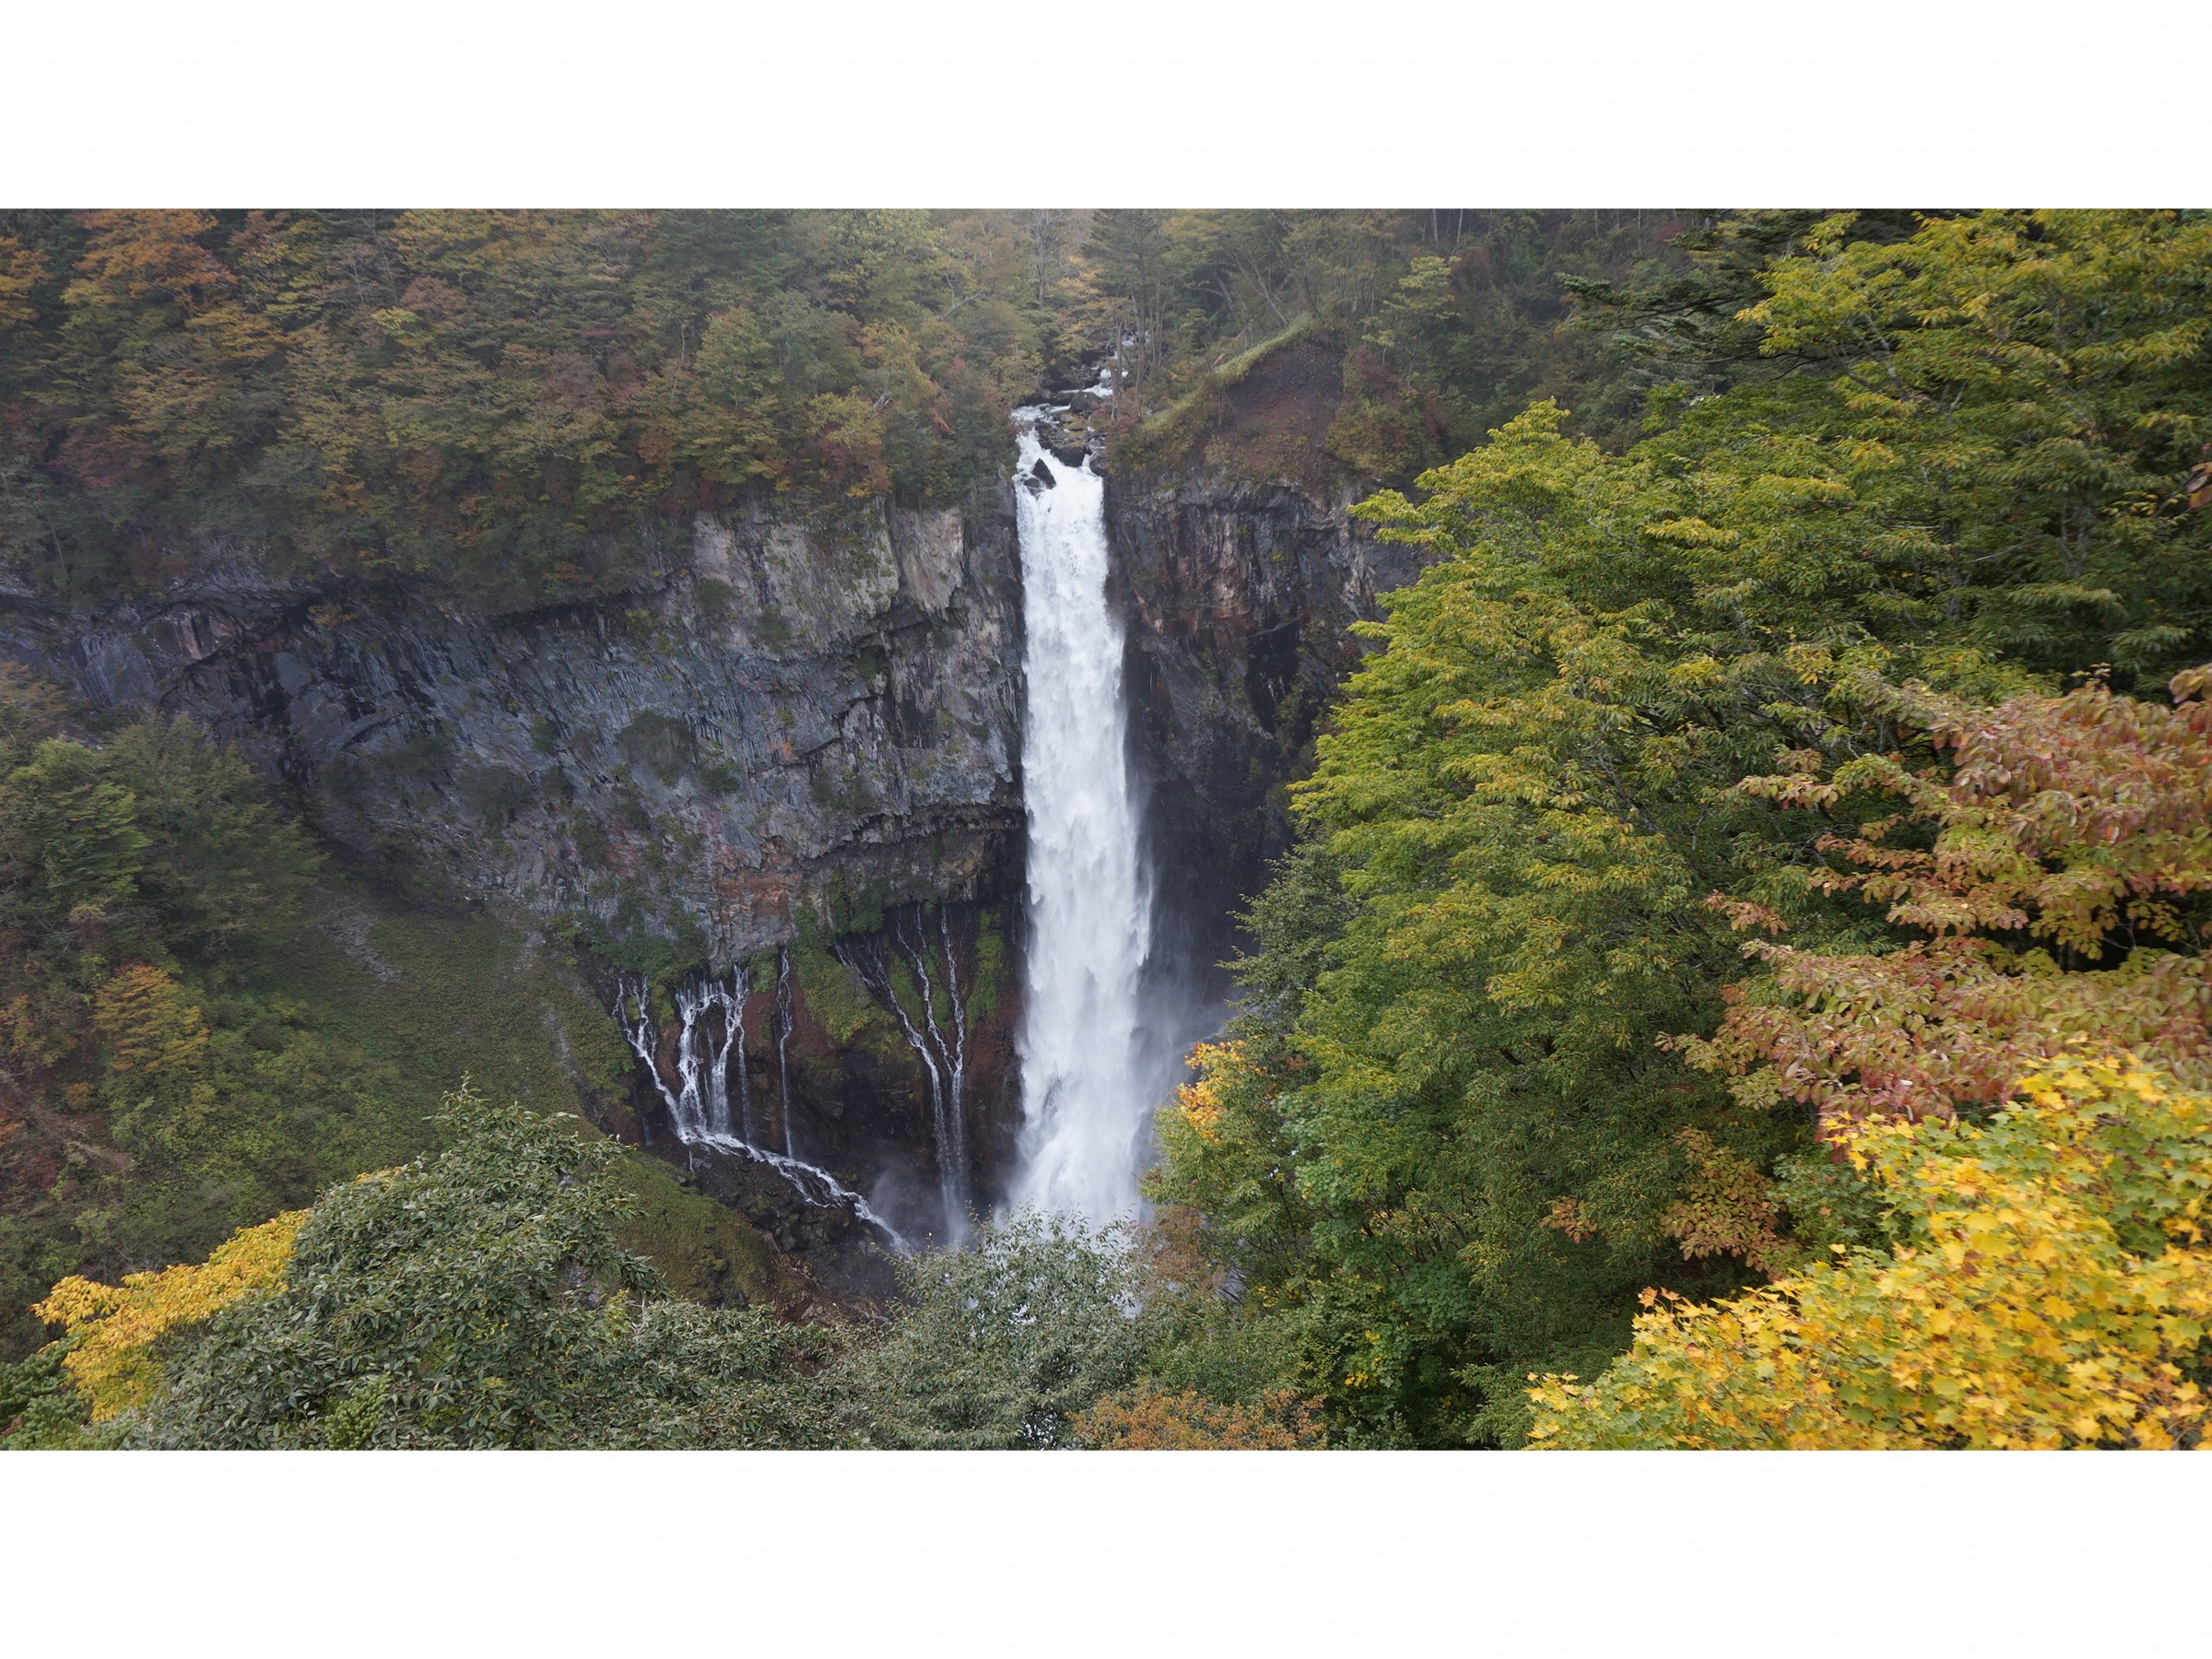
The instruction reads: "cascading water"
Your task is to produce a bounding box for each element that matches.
[619,970,905,1249]
[1008,404,1156,1224]
[836,907,973,1242]
[772,947,796,1158]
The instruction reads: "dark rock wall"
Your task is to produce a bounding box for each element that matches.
[1106,472,1425,1001]
[0,484,1030,1235]
[1,487,1025,960]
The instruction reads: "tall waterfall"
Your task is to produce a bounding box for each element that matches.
[1009,406,1155,1223]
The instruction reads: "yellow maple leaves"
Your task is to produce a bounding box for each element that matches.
[34,1210,307,1419]
[1529,1057,2212,1449]
[1172,1041,1245,1143]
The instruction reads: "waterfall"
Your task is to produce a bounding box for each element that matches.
[1008,406,1155,1224]
[619,971,740,1144]
[773,947,796,1158]
[732,975,757,1144]
[618,970,905,1249]
[836,906,973,1242]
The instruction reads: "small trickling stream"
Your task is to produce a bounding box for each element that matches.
[619,964,908,1249]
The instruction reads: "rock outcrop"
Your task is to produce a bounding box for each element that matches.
[4,491,1023,959]
[1106,472,1424,994]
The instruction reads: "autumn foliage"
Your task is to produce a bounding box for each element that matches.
[1687,666,2212,1132]
[1073,1385,1324,1449]
[1532,662,2212,1447]
[1530,1059,2212,1449]
[0,210,1053,607]
[34,1209,304,1420]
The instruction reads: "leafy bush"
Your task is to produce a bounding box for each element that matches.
[108,1089,837,1449]
[841,1210,1155,1449]
[1072,1385,1324,1449]
[10,1109,1194,1451]
[35,1207,304,1421]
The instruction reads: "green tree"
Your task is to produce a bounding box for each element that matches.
[1744,211,2212,684]
[843,1210,1155,1448]
[1145,397,2047,1443]
[101,715,319,954]
[124,1088,837,1448]
[0,738,147,930]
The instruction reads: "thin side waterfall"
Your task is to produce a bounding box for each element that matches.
[619,970,904,1248]
[732,979,757,1144]
[773,946,795,1158]
[836,906,973,1242]
[1008,406,1155,1223]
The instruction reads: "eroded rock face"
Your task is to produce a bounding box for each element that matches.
[1,491,1024,962]
[1105,472,1426,992]
[0,487,1030,1253]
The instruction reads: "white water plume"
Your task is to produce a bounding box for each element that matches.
[1008,407,1155,1224]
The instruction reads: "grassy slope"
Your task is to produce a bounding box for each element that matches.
[253,886,803,1311]
[1,875,797,1358]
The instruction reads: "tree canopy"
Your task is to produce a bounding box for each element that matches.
[1144,209,2212,1447]
[0,210,1055,607]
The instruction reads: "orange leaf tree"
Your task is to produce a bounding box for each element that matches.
[1684,665,2212,1133]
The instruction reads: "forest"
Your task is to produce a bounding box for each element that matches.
[3,208,2209,1449]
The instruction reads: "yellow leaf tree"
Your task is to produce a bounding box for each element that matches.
[1528,1058,2212,1449]
[34,1210,307,1420]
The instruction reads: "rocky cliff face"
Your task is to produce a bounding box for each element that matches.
[0,484,1030,1253]
[0,429,1425,1274]
[1105,472,1423,998]
[5,491,1024,956]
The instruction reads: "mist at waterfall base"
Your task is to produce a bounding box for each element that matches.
[1007,407,1188,1227]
